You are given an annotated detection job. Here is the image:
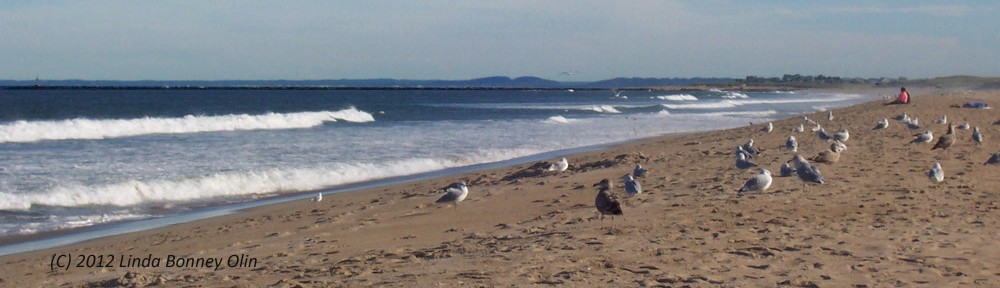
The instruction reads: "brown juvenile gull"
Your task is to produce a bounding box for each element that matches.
[593,179,623,222]
[931,124,955,151]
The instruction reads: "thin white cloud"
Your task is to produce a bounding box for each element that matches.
[828,5,970,17]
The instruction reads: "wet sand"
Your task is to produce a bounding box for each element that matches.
[1,88,998,287]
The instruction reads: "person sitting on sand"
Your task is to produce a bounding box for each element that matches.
[885,87,910,105]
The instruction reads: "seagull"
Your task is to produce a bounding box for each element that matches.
[624,174,642,196]
[984,152,1000,165]
[735,145,754,159]
[931,124,955,151]
[832,140,847,153]
[874,118,889,130]
[811,123,823,132]
[593,179,623,222]
[817,128,832,141]
[793,124,805,133]
[833,129,850,142]
[802,116,811,123]
[911,130,934,144]
[436,181,469,206]
[928,162,944,183]
[810,145,841,164]
[791,155,824,185]
[742,139,760,157]
[312,192,323,202]
[906,118,921,130]
[779,162,796,177]
[738,168,773,197]
[763,122,773,133]
[972,127,983,144]
[548,157,569,172]
[633,163,648,178]
[828,111,834,121]
[934,115,948,125]
[957,122,970,130]
[894,112,909,122]
[736,152,759,170]
[786,135,798,152]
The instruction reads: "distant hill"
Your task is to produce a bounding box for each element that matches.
[0,76,733,89]
[904,76,1000,90]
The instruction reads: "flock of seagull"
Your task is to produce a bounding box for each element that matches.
[421,105,1000,224]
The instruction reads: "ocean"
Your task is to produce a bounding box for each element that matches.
[0,88,872,240]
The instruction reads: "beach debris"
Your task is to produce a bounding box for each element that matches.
[436,181,469,207]
[779,162,796,177]
[633,163,648,178]
[738,168,772,197]
[312,192,323,202]
[791,155,824,185]
[624,174,642,196]
[548,157,569,172]
[833,129,849,142]
[928,162,944,183]
[593,179,623,222]
[972,127,983,144]
[984,152,1000,165]
[873,118,889,130]
[736,152,759,170]
[786,136,798,152]
[911,130,933,144]
[932,124,955,151]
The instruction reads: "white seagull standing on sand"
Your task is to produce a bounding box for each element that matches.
[548,157,569,172]
[738,168,772,197]
[874,118,889,130]
[957,122,970,130]
[907,118,921,129]
[934,115,948,125]
[793,123,805,133]
[911,130,934,144]
[763,122,773,133]
[786,135,798,152]
[436,181,469,207]
[895,112,909,122]
[973,127,983,144]
[929,162,944,183]
[828,111,834,121]
[624,174,642,196]
[312,192,323,202]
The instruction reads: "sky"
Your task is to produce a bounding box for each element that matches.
[1,1,997,81]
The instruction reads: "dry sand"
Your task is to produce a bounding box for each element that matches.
[1,88,998,287]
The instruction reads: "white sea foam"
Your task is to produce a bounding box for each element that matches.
[654,94,698,101]
[0,148,539,211]
[661,101,738,109]
[542,115,577,124]
[588,105,621,113]
[0,108,374,143]
[721,92,749,99]
[0,213,151,236]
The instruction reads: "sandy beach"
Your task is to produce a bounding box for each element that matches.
[1,88,998,287]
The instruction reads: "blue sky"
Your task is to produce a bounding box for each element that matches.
[1,1,996,80]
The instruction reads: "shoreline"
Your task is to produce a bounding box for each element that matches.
[2,87,997,286]
[0,136,645,255]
